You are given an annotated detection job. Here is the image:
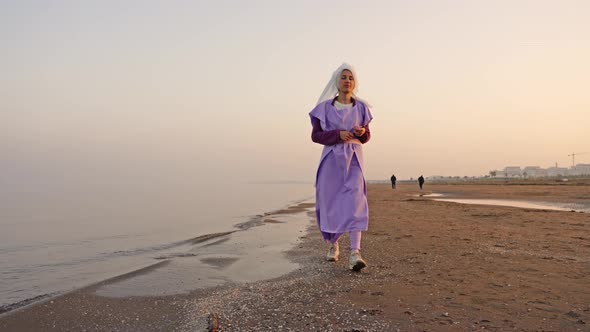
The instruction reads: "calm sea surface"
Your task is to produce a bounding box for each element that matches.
[0,180,313,310]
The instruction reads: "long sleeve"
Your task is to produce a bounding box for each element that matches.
[311,117,341,145]
[356,124,371,144]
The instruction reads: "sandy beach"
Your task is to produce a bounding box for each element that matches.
[1,182,589,331]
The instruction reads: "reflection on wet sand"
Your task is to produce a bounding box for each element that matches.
[425,194,589,213]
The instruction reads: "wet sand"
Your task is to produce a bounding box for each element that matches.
[1,183,589,331]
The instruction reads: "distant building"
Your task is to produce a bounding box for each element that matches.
[503,166,522,177]
[522,166,542,177]
[571,164,590,176]
[547,167,569,177]
[535,168,548,177]
[488,163,589,178]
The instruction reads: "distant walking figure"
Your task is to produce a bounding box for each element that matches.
[418,175,425,190]
[390,174,397,189]
[309,63,373,272]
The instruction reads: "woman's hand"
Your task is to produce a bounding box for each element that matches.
[340,130,354,141]
[353,126,366,137]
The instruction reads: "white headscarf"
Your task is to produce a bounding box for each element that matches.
[316,63,371,107]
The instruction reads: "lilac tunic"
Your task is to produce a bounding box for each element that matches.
[309,98,373,243]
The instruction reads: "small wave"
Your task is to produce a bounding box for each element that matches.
[233,200,315,231]
[202,237,231,247]
[180,231,235,245]
[234,216,266,230]
[104,231,235,257]
[0,292,57,315]
[18,231,237,271]
[154,253,198,260]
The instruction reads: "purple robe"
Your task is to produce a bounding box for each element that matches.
[309,98,373,243]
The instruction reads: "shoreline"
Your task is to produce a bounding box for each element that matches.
[0,196,314,318]
[1,183,589,331]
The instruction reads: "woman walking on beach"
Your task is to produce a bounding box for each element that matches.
[309,63,373,271]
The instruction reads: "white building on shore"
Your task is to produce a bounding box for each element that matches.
[522,166,543,177]
[503,166,522,177]
[570,164,590,176]
[490,164,590,178]
[546,166,569,177]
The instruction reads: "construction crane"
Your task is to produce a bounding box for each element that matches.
[567,152,588,167]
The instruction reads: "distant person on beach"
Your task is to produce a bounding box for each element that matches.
[309,63,373,271]
[418,175,425,190]
[390,174,397,189]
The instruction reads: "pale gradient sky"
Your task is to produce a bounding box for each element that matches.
[2,0,589,184]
